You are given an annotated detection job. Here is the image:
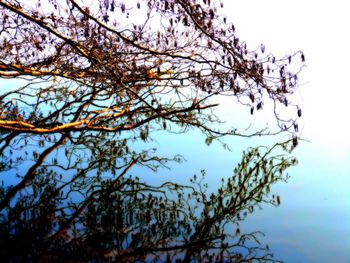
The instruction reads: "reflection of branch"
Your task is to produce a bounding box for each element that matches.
[0,132,18,156]
[0,133,69,211]
[114,233,225,261]
[0,0,303,261]
[0,140,296,262]
[48,157,139,241]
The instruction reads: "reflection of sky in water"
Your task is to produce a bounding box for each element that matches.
[141,125,349,262]
[222,1,350,261]
[137,132,346,262]
[245,142,350,262]
[1,0,349,262]
[135,0,350,260]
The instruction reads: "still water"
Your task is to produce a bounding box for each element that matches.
[141,127,349,263]
[217,0,350,261]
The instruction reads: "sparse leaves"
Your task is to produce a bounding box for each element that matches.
[0,0,303,262]
[297,107,302,118]
[205,135,214,146]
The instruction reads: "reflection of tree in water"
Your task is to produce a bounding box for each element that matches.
[0,0,304,261]
[0,140,297,262]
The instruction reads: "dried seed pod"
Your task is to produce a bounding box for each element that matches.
[297,107,302,117]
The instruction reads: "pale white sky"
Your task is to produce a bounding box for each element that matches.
[224,0,350,155]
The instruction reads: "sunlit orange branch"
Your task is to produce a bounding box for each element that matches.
[0,61,90,79]
[0,104,217,134]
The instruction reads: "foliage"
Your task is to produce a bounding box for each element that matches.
[0,0,303,261]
